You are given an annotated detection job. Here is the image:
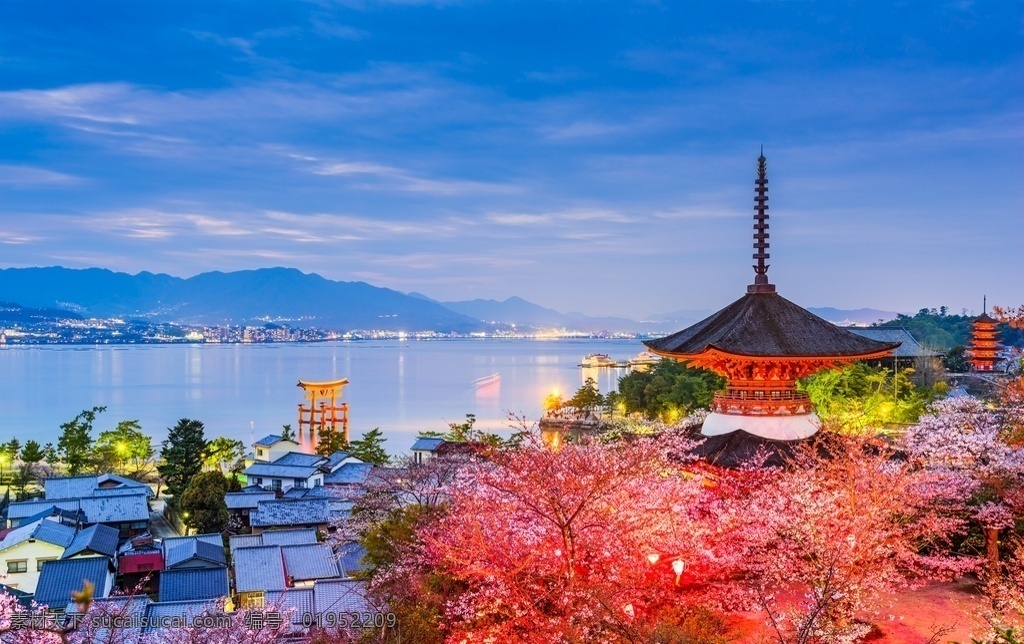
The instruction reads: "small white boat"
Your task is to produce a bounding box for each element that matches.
[472,372,501,388]
[628,351,661,370]
[579,353,621,368]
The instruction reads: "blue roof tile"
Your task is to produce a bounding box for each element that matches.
[274,452,327,467]
[312,579,374,616]
[281,544,340,583]
[338,542,368,578]
[0,519,77,551]
[265,588,314,627]
[225,491,276,510]
[260,528,318,547]
[158,568,230,602]
[35,558,112,609]
[62,523,119,559]
[232,545,287,593]
[162,534,226,569]
[324,462,373,485]
[250,498,330,528]
[410,437,445,452]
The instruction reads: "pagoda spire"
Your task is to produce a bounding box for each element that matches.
[748,148,775,294]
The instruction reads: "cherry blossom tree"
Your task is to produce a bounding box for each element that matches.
[739,438,976,644]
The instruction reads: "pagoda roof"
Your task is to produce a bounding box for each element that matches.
[974,312,998,324]
[645,291,900,359]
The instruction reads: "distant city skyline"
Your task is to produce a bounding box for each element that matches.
[0,2,1021,318]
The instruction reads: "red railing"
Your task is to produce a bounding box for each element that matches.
[712,390,812,416]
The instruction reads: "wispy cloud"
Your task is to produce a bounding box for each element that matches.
[0,165,82,186]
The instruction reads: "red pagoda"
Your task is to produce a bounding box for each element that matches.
[968,300,1001,372]
[644,152,899,442]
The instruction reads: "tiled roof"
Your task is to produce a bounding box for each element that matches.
[324,462,373,485]
[34,557,112,609]
[62,523,119,559]
[283,485,332,499]
[281,544,340,582]
[225,491,276,510]
[323,451,351,471]
[261,528,318,547]
[233,545,287,593]
[142,599,221,632]
[274,452,327,468]
[250,498,330,528]
[243,462,320,480]
[45,474,153,500]
[254,434,296,447]
[228,534,263,554]
[229,528,317,554]
[410,437,445,452]
[44,476,99,499]
[19,506,84,526]
[265,588,314,626]
[158,568,230,602]
[645,292,901,358]
[312,579,374,616]
[241,484,266,493]
[845,327,943,358]
[75,596,151,640]
[163,534,226,569]
[0,519,77,551]
[9,492,150,524]
[338,541,368,578]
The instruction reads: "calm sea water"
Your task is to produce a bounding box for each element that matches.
[0,339,642,454]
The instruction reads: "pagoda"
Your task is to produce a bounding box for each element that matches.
[644,151,899,441]
[968,299,1001,372]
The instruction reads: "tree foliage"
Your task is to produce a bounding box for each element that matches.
[94,420,155,479]
[179,470,230,535]
[800,362,946,432]
[345,428,389,466]
[616,359,724,421]
[566,377,604,415]
[159,418,208,500]
[204,436,246,472]
[20,439,44,464]
[58,406,105,475]
[280,424,295,441]
[876,307,1024,350]
[316,424,347,457]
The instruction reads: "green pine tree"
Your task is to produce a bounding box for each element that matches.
[58,406,105,475]
[179,471,229,535]
[158,418,208,501]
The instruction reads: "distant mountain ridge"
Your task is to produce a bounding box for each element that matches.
[0,301,83,324]
[0,266,905,333]
[0,267,481,331]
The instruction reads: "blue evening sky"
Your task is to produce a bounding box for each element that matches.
[0,1,1021,318]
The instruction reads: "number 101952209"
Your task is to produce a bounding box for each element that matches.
[299,612,397,629]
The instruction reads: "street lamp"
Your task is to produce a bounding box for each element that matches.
[646,552,686,585]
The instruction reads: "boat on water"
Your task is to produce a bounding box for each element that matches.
[472,372,501,388]
[628,350,662,370]
[578,353,625,368]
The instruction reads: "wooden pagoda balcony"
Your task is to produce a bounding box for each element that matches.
[712,390,812,416]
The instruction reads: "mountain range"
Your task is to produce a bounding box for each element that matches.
[0,266,901,332]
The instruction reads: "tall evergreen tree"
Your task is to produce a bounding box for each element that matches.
[346,428,390,466]
[179,470,229,535]
[58,406,105,475]
[316,425,347,457]
[158,418,207,501]
[20,440,44,464]
[280,424,295,442]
